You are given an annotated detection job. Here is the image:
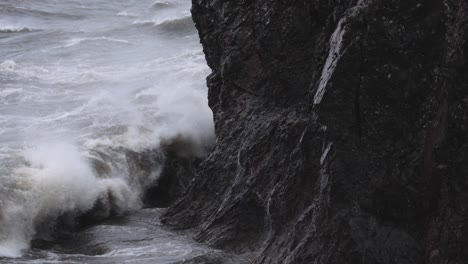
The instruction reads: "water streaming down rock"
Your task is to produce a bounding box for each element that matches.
[0,0,217,262]
[313,17,346,106]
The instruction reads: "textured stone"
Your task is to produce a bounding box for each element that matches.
[163,0,468,263]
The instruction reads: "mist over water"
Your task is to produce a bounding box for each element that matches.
[0,0,214,261]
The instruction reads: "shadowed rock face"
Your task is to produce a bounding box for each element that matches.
[143,150,198,208]
[162,0,468,263]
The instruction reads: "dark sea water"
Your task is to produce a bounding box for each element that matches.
[0,0,215,262]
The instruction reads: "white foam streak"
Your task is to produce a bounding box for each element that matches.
[63,37,131,48]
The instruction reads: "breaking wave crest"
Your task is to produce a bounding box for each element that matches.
[0,130,210,257]
[0,143,105,257]
[132,16,195,34]
[0,26,38,33]
[155,16,194,33]
[63,37,131,48]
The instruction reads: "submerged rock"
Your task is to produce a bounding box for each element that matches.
[163,0,468,263]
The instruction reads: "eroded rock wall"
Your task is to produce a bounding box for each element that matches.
[163,0,468,263]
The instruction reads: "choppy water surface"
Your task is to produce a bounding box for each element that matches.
[0,0,214,262]
[1,209,213,264]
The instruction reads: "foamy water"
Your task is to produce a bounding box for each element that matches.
[0,0,214,261]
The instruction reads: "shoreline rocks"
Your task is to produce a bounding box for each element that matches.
[162,0,468,263]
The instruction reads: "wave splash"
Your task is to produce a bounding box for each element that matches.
[0,143,105,257]
[0,116,214,258]
[0,140,162,257]
[0,93,215,257]
[0,0,214,259]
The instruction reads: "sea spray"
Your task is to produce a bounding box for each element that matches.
[0,127,212,257]
[0,0,215,259]
[0,143,140,257]
[0,143,97,256]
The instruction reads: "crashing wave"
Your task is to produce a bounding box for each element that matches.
[0,123,214,257]
[0,143,157,257]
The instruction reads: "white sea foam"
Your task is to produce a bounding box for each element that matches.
[116,11,138,17]
[63,37,131,48]
[0,0,214,259]
[0,60,17,71]
[0,60,51,80]
[0,142,150,257]
[0,143,100,256]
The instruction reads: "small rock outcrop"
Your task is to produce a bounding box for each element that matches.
[163,0,468,263]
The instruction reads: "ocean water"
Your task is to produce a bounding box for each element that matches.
[0,0,215,262]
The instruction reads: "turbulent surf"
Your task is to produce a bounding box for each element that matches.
[0,0,214,262]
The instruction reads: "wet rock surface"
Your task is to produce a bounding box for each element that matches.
[144,150,199,208]
[163,0,468,263]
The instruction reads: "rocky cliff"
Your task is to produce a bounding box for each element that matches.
[162,0,468,263]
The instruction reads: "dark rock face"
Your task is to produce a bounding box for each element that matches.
[163,0,468,263]
[144,150,198,208]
